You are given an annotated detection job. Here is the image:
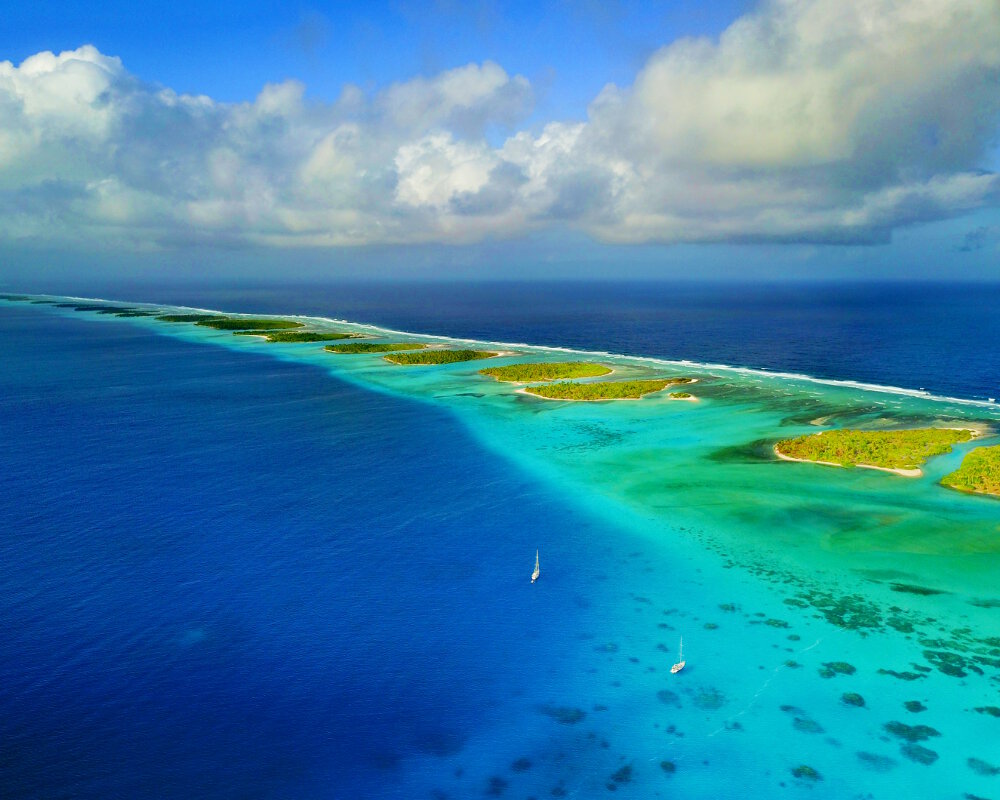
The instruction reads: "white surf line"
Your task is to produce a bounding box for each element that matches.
[26,291,1000,409]
[706,637,824,738]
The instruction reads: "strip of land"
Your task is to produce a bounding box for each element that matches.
[941,444,1000,497]
[326,342,428,354]
[384,349,500,365]
[480,361,612,382]
[774,428,976,477]
[157,314,227,323]
[195,317,303,331]
[234,330,362,343]
[522,378,693,401]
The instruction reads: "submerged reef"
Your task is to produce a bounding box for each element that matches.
[479,361,611,382]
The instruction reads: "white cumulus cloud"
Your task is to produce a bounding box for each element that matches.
[0,0,997,254]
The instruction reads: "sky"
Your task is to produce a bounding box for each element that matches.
[1,0,999,283]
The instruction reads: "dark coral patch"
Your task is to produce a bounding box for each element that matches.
[857,751,897,772]
[900,744,939,765]
[692,687,727,710]
[511,758,532,772]
[486,775,508,795]
[659,760,676,774]
[656,689,681,707]
[791,765,821,781]
[904,700,927,713]
[877,669,926,681]
[793,717,824,734]
[819,661,856,678]
[609,765,633,784]
[538,705,586,724]
[883,721,941,742]
[842,693,866,707]
[974,706,1000,717]
[890,583,947,596]
[967,757,999,776]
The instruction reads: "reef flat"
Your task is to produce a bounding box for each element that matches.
[480,361,612,382]
[775,428,975,476]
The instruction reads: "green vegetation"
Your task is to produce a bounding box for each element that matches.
[941,444,1000,497]
[325,342,428,354]
[233,330,361,343]
[74,305,137,313]
[775,428,974,472]
[384,349,498,365]
[479,361,611,382]
[156,314,227,323]
[195,317,303,330]
[669,392,693,399]
[523,378,688,401]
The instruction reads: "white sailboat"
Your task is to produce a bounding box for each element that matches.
[531,550,540,583]
[670,637,685,674]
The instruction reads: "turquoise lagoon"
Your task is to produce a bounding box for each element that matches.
[5,295,1000,800]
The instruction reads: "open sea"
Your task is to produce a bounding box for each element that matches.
[2,282,999,799]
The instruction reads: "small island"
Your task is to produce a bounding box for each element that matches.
[523,378,691,401]
[669,391,697,401]
[195,317,303,331]
[384,349,499,365]
[479,361,612,382]
[157,314,227,323]
[941,445,1000,497]
[775,428,975,477]
[325,342,428,354]
[234,330,361,343]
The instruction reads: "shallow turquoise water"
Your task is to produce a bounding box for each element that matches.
[5,295,1000,799]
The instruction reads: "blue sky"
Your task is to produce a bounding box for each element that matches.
[1,0,998,282]
[6,1,751,115]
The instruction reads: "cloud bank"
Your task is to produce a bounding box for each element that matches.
[1,0,998,252]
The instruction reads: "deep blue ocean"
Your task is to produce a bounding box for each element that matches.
[2,282,999,798]
[1,304,627,799]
